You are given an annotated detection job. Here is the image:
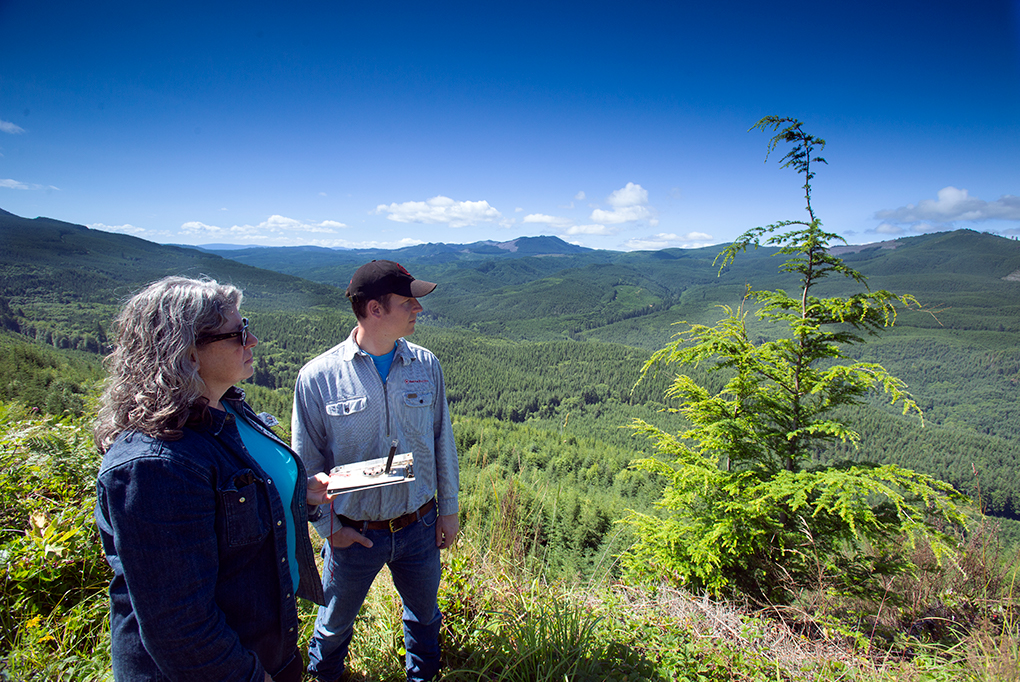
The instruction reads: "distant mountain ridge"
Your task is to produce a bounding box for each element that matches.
[453,235,592,255]
[5,207,1020,323]
[6,205,1020,353]
[210,234,590,260]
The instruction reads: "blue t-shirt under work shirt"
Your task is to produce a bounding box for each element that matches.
[368,345,397,383]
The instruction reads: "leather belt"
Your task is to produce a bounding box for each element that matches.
[338,498,436,533]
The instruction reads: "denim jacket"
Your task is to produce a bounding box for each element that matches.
[292,330,459,538]
[95,387,324,682]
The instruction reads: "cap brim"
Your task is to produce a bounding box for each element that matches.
[410,279,437,297]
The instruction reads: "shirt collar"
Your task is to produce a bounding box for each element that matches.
[341,327,412,365]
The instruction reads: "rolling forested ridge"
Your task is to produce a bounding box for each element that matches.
[3,201,1020,679]
[6,207,1020,526]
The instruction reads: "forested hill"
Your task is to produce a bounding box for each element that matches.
[3,207,1020,524]
[0,208,347,352]
[0,208,346,307]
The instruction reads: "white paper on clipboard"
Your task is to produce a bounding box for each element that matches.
[327,452,415,495]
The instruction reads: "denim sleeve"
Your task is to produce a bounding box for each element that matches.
[431,360,460,516]
[97,456,265,682]
[291,370,334,538]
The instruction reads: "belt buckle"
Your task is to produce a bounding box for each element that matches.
[388,516,400,533]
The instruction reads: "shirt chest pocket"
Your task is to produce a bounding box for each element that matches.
[401,391,434,434]
[326,396,367,417]
[217,469,269,547]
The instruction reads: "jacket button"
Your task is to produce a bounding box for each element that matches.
[285,593,291,599]
[281,557,286,563]
[239,497,246,503]
[277,520,282,526]
[267,479,273,485]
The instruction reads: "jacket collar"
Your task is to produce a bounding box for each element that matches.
[217,387,287,446]
[222,385,246,405]
[199,386,246,437]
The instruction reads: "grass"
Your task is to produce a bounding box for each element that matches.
[325,516,1020,682]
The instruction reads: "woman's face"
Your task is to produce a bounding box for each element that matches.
[194,308,258,403]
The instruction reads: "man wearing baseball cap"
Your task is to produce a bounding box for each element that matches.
[292,260,459,682]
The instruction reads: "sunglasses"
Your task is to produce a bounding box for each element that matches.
[196,318,249,346]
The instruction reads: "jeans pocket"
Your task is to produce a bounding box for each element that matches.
[420,503,438,528]
[219,469,268,546]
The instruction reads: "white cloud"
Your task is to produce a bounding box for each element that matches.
[607,182,648,208]
[590,204,652,224]
[90,222,148,236]
[181,215,346,238]
[515,207,523,212]
[183,232,426,250]
[590,182,658,226]
[0,120,25,134]
[181,221,223,235]
[874,223,905,235]
[259,214,345,233]
[375,195,502,228]
[621,231,717,251]
[520,213,619,236]
[522,213,575,228]
[560,191,587,209]
[875,187,1020,225]
[1,178,58,190]
[565,224,616,236]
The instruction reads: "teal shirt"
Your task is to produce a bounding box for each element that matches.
[226,404,300,591]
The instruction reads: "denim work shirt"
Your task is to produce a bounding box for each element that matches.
[292,330,459,539]
[95,388,324,682]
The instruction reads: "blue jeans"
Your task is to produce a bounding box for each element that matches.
[308,505,443,682]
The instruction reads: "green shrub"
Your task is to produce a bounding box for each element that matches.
[0,402,111,680]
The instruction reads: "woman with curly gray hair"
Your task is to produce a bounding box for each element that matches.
[94,276,330,682]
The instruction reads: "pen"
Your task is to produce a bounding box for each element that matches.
[384,439,398,473]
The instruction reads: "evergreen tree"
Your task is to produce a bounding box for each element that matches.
[622,117,969,601]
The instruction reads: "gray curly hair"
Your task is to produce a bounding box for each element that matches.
[94,276,242,452]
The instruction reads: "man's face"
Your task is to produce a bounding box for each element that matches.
[379,294,423,338]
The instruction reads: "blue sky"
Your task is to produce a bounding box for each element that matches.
[2,0,1018,251]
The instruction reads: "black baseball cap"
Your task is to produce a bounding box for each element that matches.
[345,260,437,301]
